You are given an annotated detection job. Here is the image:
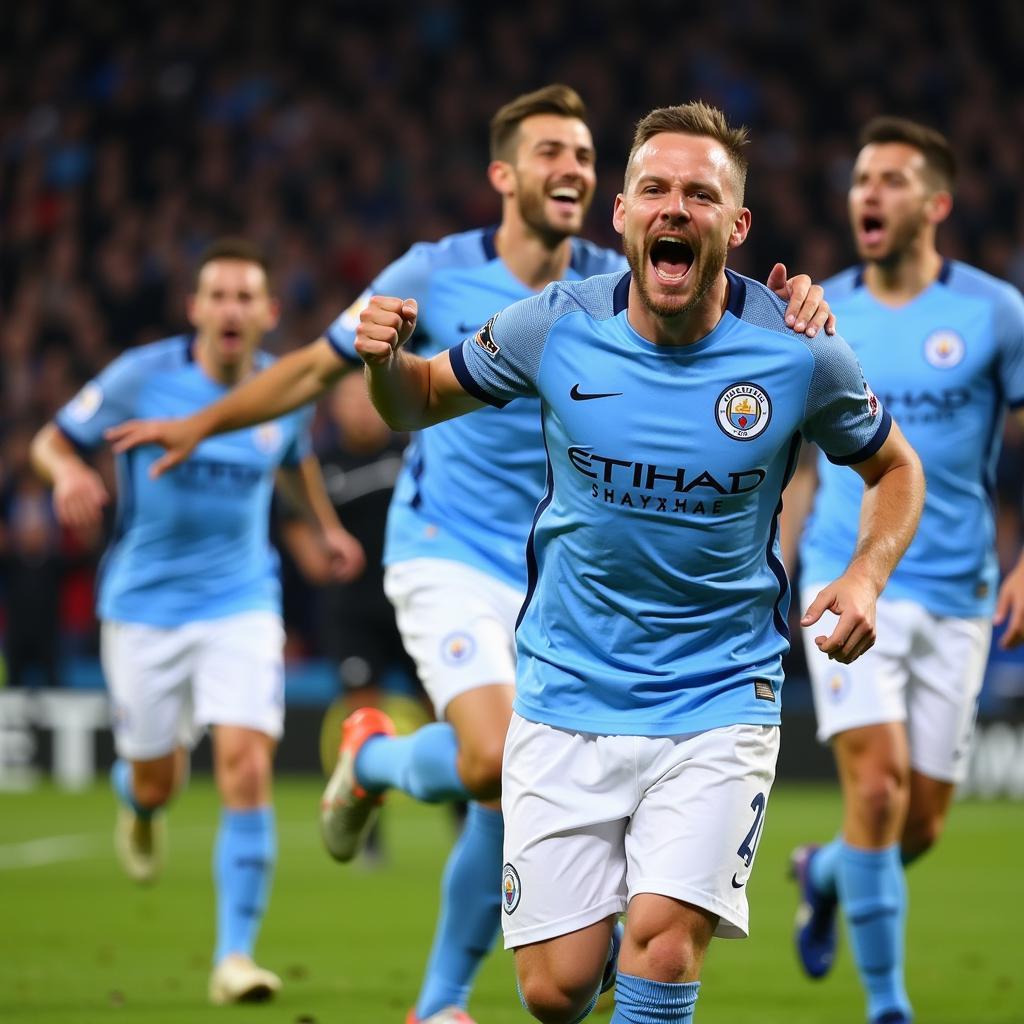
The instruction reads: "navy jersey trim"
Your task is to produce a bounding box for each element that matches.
[516,421,555,631]
[184,333,197,362]
[937,258,952,285]
[853,266,866,289]
[768,432,803,641]
[1008,396,1024,410]
[324,328,363,366]
[612,272,631,314]
[826,408,892,466]
[447,344,510,408]
[482,225,499,261]
[724,269,747,317]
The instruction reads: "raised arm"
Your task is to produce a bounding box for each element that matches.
[106,337,347,476]
[31,422,110,530]
[801,421,924,663]
[356,296,485,430]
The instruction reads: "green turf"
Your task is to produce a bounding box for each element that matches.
[0,779,1020,1023]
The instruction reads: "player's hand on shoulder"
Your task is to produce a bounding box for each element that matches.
[994,559,1024,649]
[53,460,109,530]
[322,525,366,583]
[801,570,877,664]
[354,296,418,366]
[105,417,200,479]
[766,263,837,338]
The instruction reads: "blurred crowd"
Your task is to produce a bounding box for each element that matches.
[1,0,1022,696]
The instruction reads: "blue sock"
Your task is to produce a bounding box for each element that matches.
[611,973,700,1023]
[355,722,470,802]
[836,842,911,1022]
[416,803,503,1018]
[213,807,276,964]
[110,758,154,819]
[808,837,844,899]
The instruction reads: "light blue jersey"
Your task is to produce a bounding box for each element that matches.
[56,336,312,627]
[452,270,889,736]
[325,227,625,590]
[802,261,1024,618]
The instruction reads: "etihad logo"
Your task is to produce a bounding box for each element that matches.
[568,445,767,516]
[716,382,772,440]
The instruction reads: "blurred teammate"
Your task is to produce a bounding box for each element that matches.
[782,118,1024,1024]
[31,238,364,1006]
[105,85,835,1024]
[352,101,924,1024]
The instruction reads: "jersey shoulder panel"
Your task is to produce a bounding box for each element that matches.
[731,271,801,337]
[569,237,628,278]
[821,265,863,301]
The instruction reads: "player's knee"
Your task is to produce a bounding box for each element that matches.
[851,769,906,833]
[132,773,175,810]
[457,740,504,799]
[627,924,702,982]
[217,746,272,807]
[517,969,598,1024]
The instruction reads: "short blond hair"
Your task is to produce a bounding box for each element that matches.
[626,101,749,201]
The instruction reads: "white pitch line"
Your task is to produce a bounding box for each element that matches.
[0,833,100,870]
[0,820,314,871]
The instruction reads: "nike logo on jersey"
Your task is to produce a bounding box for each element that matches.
[731,874,746,888]
[570,384,623,401]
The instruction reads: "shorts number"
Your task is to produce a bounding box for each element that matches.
[737,791,766,868]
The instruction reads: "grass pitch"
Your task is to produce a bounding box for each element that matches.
[1,779,1020,1024]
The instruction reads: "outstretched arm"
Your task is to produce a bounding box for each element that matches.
[802,421,924,663]
[356,296,485,430]
[106,337,348,476]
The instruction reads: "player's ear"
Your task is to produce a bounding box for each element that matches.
[185,293,199,328]
[488,160,515,198]
[265,297,282,332]
[728,207,752,250]
[612,193,626,236]
[926,190,953,227]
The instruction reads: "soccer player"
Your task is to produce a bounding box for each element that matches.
[30,238,365,1006]
[783,118,1024,1024]
[351,101,925,1024]
[105,85,836,1024]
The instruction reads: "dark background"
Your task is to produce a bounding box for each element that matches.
[1,0,1022,716]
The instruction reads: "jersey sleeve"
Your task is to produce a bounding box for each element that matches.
[280,404,315,467]
[801,332,892,465]
[448,290,552,407]
[993,283,1024,408]
[55,352,149,450]
[324,244,435,363]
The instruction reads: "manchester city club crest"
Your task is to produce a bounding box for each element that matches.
[252,422,283,454]
[716,382,772,440]
[440,631,476,666]
[923,330,965,369]
[502,863,521,915]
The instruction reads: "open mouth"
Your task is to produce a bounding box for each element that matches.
[649,236,694,284]
[220,328,243,347]
[860,215,885,245]
[549,185,581,210]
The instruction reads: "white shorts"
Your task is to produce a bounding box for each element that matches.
[801,586,990,783]
[384,558,524,716]
[101,611,286,761]
[500,713,780,948]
